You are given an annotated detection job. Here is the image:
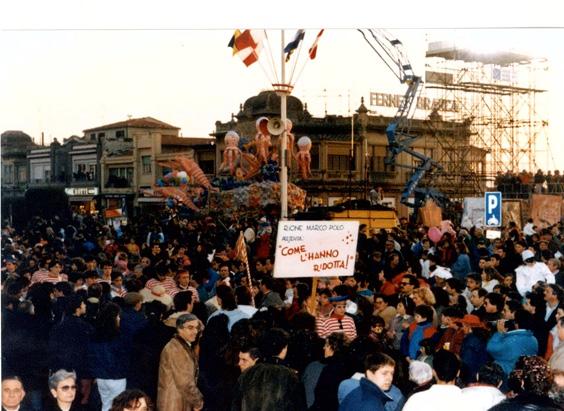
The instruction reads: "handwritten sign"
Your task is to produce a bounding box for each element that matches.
[273,221,359,278]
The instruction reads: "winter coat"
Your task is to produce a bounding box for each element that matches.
[451,253,472,280]
[310,354,351,411]
[157,335,203,411]
[402,321,437,360]
[338,377,391,411]
[486,330,538,376]
[48,314,94,378]
[460,331,489,384]
[87,334,129,379]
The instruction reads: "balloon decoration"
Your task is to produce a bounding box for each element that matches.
[428,227,443,244]
[220,131,242,176]
[296,136,312,179]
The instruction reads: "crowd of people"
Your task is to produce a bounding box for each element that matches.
[1,206,564,411]
[495,169,564,198]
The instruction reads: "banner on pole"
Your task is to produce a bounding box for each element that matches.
[273,220,359,278]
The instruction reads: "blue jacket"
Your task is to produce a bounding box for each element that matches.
[339,377,404,411]
[339,378,391,411]
[87,334,129,379]
[486,329,538,376]
[403,321,436,360]
[451,253,472,280]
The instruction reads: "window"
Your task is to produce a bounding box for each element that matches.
[73,162,97,181]
[116,130,125,138]
[328,154,353,171]
[141,156,152,174]
[17,166,26,184]
[97,132,105,138]
[107,167,133,188]
[2,165,13,184]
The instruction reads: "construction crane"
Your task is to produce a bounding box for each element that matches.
[358,29,446,210]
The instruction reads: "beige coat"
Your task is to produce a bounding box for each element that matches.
[157,335,204,411]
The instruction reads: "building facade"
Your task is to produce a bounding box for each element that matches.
[212,90,486,217]
[87,116,215,219]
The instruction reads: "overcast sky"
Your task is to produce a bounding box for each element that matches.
[1,0,563,170]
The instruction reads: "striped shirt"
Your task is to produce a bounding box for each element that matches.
[145,277,179,297]
[316,315,357,341]
[31,269,69,284]
[111,286,128,299]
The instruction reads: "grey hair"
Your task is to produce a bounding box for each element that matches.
[409,361,433,385]
[48,369,77,390]
[176,313,199,330]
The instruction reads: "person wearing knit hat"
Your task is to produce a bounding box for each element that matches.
[515,249,555,296]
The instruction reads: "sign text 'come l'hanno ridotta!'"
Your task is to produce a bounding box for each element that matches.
[273,221,359,278]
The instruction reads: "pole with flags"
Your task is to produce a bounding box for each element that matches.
[235,231,254,307]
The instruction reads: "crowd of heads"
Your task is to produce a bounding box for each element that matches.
[1,207,564,410]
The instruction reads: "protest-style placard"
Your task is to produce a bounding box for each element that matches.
[273,221,359,278]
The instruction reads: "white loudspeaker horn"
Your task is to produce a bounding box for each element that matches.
[267,117,285,135]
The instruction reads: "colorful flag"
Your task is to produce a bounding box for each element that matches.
[234,231,248,265]
[284,29,305,62]
[228,29,242,55]
[308,29,324,59]
[232,29,263,67]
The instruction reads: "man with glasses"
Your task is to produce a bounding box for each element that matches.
[397,274,418,309]
[157,314,204,411]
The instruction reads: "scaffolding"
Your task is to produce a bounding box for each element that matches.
[422,42,548,196]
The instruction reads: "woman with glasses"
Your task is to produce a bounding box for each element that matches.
[47,369,79,411]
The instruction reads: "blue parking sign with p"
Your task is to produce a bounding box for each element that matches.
[485,192,502,227]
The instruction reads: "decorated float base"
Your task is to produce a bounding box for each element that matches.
[208,180,306,218]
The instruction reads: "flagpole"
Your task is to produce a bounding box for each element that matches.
[279,30,289,220]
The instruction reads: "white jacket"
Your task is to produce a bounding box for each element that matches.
[461,385,505,411]
[515,262,555,296]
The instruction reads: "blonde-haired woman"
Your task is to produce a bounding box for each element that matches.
[411,287,439,326]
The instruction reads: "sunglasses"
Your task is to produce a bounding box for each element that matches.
[59,385,77,392]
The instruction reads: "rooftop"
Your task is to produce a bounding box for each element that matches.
[84,116,180,132]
